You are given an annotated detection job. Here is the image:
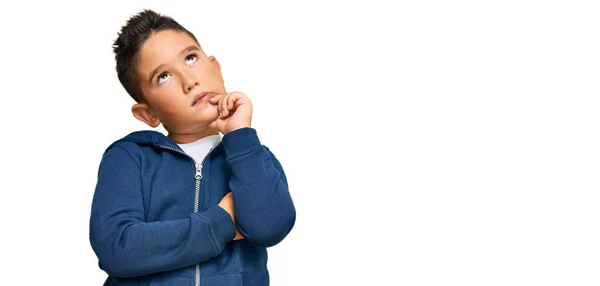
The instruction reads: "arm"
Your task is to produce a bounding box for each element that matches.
[222,127,296,247]
[89,145,236,278]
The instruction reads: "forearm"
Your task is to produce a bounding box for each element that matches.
[90,145,236,278]
[91,205,235,278]
[222,128,296,247]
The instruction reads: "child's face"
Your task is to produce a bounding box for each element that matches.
[136,29,226,132]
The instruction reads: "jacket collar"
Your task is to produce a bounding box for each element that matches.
[105,130,224,155]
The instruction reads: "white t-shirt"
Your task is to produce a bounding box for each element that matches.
[177,134,222,164]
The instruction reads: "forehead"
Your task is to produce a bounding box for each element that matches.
[137,30,199,76]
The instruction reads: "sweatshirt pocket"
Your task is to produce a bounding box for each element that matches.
[201,273,242,286]
[149,276,192,286]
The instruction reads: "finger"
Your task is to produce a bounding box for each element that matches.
[227,92,238,111]
[217,93,224,113]
[222,93,232,118]
[209,93,222,104]
[219,93,229,117]
[232,92,249,110]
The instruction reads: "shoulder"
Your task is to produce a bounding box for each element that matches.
[101,129,166,163]
[103,130,165,152]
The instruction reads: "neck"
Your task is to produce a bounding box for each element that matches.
[167,127,219,144]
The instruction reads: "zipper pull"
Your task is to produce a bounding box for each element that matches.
[195,163,203,180]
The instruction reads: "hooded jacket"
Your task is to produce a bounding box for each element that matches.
[89,127,296,285]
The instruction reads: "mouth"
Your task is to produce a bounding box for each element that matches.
[191,92,212,106]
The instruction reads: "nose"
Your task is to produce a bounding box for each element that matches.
[182,69,199,94]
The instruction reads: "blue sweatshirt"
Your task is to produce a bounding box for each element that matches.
[89,127,296,286]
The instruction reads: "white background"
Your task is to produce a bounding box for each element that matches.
[0,0,598,285]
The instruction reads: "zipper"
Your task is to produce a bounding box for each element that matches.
[158,142,221,286]
[194,162,202,212]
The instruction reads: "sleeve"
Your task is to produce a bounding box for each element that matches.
[89,145,236,278]
[222,127,296,247]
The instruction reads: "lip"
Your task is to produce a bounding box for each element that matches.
[191,92,212,106]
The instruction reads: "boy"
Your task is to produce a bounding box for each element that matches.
[89,9,296,286]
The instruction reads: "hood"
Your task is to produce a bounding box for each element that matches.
[104,130,182,154]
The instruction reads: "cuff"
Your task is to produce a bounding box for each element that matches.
[222,127,262,158]
[203,205,237,250]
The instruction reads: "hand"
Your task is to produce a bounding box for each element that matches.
[218,192,244,240]
[209,91,252,134]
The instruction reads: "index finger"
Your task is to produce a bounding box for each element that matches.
[209,93,223,103]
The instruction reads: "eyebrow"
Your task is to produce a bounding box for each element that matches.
[147,45,201,84]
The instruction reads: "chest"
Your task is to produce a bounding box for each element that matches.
[140,152,231,222]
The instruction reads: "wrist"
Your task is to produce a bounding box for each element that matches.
[224,123,251,134]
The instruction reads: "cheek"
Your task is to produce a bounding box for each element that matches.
[154,90,186,114]
[195,103,218,119]
[197,65,223,85]
[212,68,224,83]
[199,99,217,110]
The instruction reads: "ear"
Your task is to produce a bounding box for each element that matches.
[208,55,224,84]
[132,103,161,128]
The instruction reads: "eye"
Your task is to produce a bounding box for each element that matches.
[185,53,198,65]
[157,72,171,85]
